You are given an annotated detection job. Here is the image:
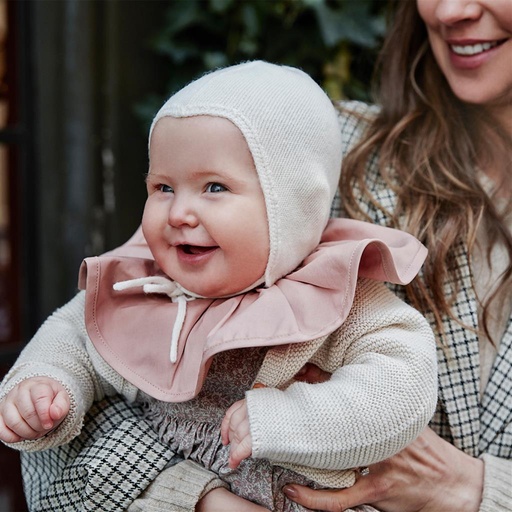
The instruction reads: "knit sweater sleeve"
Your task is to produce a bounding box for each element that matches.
[246,278,438,471]
[127,459,228,512]
[479,453,512,511]
[0,291,139,452]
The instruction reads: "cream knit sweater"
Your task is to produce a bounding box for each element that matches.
[1,276,437,494]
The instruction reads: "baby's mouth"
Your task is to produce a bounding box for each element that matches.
[179,244,217,255]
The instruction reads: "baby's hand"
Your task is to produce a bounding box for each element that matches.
[0,377,70,443]
[221,398,252,469]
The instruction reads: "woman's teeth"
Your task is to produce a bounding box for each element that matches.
[451,41,498,56]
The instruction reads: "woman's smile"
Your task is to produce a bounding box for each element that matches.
[450,39,502,55]
[447,37,509,69]
[418,0,512,115]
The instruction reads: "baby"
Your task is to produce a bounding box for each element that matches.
[0,61,437,511]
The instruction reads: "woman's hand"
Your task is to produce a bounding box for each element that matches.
[283,427,484,512]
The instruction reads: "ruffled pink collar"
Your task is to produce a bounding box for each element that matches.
[79,219,427,402]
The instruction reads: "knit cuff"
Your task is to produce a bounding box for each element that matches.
[479,453,512,512]
[127,459,227,512]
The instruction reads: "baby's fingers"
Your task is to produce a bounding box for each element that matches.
[0,409,23,443]
[32,381,70,431]
[0,400,41,441]
[15,378,68,432]
[25,382,61,430]
[228,433,253,469]
[0,377,69,442]
[221,399,244,445]
[49,388,70,424]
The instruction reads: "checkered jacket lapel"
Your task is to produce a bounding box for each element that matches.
[335,101,511,458]
[433,245,480,456]
[480,316,512,456]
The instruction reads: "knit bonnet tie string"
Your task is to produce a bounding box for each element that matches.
[113,276,199,363]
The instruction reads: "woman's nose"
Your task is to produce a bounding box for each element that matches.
[435,0,483,25]
[167,195,199,228]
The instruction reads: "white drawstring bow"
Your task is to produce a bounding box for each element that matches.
[113,276,198,363]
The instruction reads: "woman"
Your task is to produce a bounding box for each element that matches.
[283,0,512,510]
[18,0,512,510]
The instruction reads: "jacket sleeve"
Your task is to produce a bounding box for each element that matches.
[246,278,438,472]
[21,394,176,512]
[127,459,228,512]
[0,291,139,451]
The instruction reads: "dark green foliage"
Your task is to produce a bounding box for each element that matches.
[135,0,386,126]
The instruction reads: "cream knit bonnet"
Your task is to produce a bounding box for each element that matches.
[149,60,342,288]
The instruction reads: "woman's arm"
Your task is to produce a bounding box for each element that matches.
[127,458,230,512]
[21,395,176,511]
[127,457,271,511]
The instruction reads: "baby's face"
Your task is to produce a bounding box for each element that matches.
[143,115,269,297]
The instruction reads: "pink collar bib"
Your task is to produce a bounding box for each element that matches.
[79,219,427,402]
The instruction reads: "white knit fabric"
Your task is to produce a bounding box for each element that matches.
[149,61,342,287]
[0,281,437,488]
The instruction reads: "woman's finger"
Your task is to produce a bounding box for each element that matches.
[283,484,357,512]
[282,467,378,512]
[293,363,331,384]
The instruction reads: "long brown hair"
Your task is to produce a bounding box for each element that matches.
[339,0,512,338]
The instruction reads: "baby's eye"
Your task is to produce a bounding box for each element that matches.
[159,184,174,193]
[206,182,227,193]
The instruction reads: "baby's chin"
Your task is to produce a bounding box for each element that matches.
[188,285,245,300]
[175,280,261,300]
[163,277,230,299]
[163,265,266,299]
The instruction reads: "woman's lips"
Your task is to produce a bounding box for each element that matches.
[447,39,507,69]
[450,40,500,56]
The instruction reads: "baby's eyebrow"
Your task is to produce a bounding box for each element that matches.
[187,169,228,181]
[145,172,167,182]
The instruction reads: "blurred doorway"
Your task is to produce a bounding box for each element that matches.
[0,0,33,510]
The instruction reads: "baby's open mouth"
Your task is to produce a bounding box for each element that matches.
[180,244,217,255]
